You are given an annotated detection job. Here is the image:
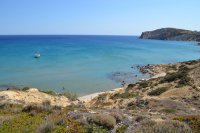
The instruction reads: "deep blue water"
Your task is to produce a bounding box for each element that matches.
[0,35,199,95]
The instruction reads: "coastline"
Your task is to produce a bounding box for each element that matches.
[0,63,166,106]
[78,67,167,103]
[1,58,199,106]
[0,58,199,132]
[78,87,124,103]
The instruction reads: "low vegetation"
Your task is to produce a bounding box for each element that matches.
[22,86,31,91]
[134,120,192,133]
[138,81,149,88]
[173,115,200,133]
[126,99,148,110]
[161,108,176,114]
[97,93,107,102]
[22,100,52,113]
[62,91,78,101]
[41,90,78,101]
[36,120,54,133]
[84,124,108,133]
[40,90,57,96]
[160,65,191,87]
[87,114,116,129]
[148,87,168,96]
[110,91,138,100]
[116,125,128,133]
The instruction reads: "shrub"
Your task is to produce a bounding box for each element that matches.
[41,100,52,113]
[126,99,148,110]
[87,114,116,129]
[126,102,136,110]
[22,100,52,113]
[0,113,44,133]
[36,120,54,133]
[0,116,15,127]
[178,76,191,86]
[116,125,128,133]
[97,94,107,102]
[40,90,57,96]
[126,84,136,91]
[161,108,176,114]
[136,99,148,108]
[0,103,22,114]
[173,115,200,133]
[160,73,179,83]
[135,116,148,122]
[22,86,30,91]
[84,124,108,133]
[111,91,138,100]
[139,81,149,88]
[63,91,77,101]
[185,60,198,65]
[148,87,168,96]
[160,65,191,87]
[110,110,123,122]
[134,120,192,133]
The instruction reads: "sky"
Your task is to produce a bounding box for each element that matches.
[0,0,200,35]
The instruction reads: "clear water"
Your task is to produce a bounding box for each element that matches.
[0,35,199,95]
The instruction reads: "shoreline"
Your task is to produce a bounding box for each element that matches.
[78,71,167,103]
[78,87,124,103]
[1,58,199,106]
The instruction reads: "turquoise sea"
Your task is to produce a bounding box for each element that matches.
[0,35,199,95]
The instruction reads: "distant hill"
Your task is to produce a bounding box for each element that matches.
[140,28,200,42]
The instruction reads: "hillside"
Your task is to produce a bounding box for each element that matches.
[140,28,200,41]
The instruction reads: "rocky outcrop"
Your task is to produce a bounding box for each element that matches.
[140,28,200,41]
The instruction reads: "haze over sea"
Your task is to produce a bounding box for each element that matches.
[0,35,199,95]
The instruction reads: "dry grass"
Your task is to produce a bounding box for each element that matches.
[134,120,192,133]
[36,120,54,133]
[22,100,52,113]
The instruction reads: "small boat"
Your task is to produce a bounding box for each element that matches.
[34,53,40,58]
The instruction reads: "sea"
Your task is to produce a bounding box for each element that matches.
[0,35,199,95]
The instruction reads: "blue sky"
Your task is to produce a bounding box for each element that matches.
[0,0,200,35]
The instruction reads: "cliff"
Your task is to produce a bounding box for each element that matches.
[140,28,200,41]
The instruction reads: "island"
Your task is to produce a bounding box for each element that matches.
[140,28,200,42]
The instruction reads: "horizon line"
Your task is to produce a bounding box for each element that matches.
[0,34,139,36]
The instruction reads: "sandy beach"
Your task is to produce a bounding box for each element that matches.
[78,87,124,103]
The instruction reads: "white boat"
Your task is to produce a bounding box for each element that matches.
[34,53,40,58]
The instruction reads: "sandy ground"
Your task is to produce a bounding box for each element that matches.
[0,88,70,107]
[78,88,124,103]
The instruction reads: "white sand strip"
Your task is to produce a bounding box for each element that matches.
[78,88,123,102]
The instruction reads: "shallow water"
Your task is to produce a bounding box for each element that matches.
[0,35,199,95]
